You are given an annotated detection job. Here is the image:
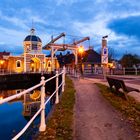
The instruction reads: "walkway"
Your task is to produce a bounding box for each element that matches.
[84,75,140,102]
[73,78,138,140]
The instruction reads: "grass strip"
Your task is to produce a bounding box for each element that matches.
[96,83,140,133]
[37,76,75,140]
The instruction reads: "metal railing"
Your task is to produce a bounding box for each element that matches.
[0,70,56,75]
[0,67,66,140]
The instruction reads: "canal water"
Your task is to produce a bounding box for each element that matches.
[0,82,57,140]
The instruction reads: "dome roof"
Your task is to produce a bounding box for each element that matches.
[24,35,42,42]
[24,28,42,42]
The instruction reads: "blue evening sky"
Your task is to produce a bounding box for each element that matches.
[0,0,140,59]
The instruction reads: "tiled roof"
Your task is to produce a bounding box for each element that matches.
[0,51,10,59]
[83,49,101,64]
[24,35,42,42]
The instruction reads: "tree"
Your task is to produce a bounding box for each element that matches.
[120,54,140,67]
[97,47,116,62]
[108,47,116,62]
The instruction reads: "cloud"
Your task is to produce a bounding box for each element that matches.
[0,26,26,44]
[4,17,27,30]
[72,20,110,37]
[108,16,140,40]
[0,0,139,59]
[0,44,23,55]
[54,0,78,6]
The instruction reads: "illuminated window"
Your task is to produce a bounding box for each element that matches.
[16,60,21,68]
[26,44,30,51]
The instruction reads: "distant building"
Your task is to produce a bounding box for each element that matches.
[82,47,101,73]
[57,47,101,73]
[0,28,59,73]
[83,47,101,65]
[57,52,75,67]
[0,51,10,59]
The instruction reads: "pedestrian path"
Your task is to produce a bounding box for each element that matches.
[73,78,137,140]
[84,77,140,102]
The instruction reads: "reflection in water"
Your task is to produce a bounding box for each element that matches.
[0,89,54,140]
[23,90,41,118]
[30,90,41,100]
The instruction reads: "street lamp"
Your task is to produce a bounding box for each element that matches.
[0,60,4,65]
[78,46,84,55]
[0,60,4,73]
[78,46,84,76]
[102,35,108,39]
[78,46,84,60]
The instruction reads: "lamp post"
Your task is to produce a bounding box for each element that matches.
[78,46,84,76]
[0,60,4,73]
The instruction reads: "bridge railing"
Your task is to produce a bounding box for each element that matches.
[0,67,66,140]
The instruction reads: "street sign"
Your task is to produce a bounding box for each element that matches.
[103,48,108,55]
[102,55,108,64]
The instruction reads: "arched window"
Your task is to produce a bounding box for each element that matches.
[48,61,51,67]
[16,60,21,68]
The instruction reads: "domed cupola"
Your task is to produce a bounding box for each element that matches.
[23,28,42,54]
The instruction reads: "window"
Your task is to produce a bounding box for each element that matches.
[48,61,51,67]
[16,60,21,68]
[32,44,38,50]
[26,44,30,52]
[16,90,21,94]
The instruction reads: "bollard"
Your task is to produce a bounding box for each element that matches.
[135,68,137,75]
[123,67,125,75]
[55,71,59,104]
[39,76,46,132]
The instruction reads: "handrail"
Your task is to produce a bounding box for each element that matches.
[12,108,42,140]
[0,67,66,140]
[0,83,42,104]
[13,82,64,140]
[45,82,64,106]
[0,71,63,105]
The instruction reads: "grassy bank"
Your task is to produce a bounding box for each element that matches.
[96,83,140,132]
[37,76,75,140]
